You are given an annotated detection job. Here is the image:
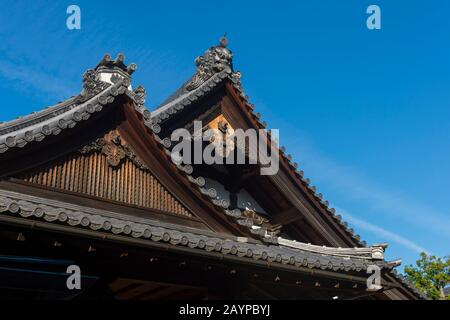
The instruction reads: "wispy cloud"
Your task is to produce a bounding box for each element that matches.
[0,59,77,100]
[281,130,449,256]
[338,209,430,254]
[296,140,450,239]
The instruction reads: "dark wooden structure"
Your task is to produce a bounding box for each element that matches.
[0,41,426,300]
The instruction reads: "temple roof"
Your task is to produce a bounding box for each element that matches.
[0,57,134,154]
[0,45,392,251]
[0,45,390,249]
[152,36,240,123]
[151,38,365,247]
[0,46,428,300]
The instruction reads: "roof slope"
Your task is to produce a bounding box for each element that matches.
[0,65,132,154]
[0,188,396,273]
[0,49,426,300]
[152,38,364,247]
[151,39,428,300]
[0,52,389,261]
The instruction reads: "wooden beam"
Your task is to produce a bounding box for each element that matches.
[272,207,302,225]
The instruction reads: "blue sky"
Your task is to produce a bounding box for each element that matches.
[0,0,449,269]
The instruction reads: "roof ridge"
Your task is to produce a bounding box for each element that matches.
[0,189,395,274]
[151,36,243,122]
[150,70,367,247]
[0,77,128,154]
[148,38,366,247]
[277,238,386,260]
[123,79,282,243]
[0,54,137,154]
[0,97,77,133]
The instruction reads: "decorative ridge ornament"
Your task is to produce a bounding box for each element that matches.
[185,35,240,91]
[241,208,282,236]
[95,53,137,76]
[75,53,138,104]
[277,237,387,260]
[77,69,110,103]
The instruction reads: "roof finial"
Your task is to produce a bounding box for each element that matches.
[184,35,234,91]
[95,53,137,76]
[220,33,228,47]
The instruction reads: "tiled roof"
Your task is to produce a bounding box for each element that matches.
[0,189,396,273]
[0,50,426,299]
[151,71,230,124]
[389,272,429,300]
[0,60,132,154]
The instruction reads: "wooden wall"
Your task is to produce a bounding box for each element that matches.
[16,150,192,218]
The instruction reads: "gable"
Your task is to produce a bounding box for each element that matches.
[13,129,193,218]
[153,77,364,247]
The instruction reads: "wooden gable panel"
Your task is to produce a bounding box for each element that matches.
[14,130,192,218]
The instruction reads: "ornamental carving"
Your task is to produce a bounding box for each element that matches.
[230,71,242,90]
[205,115,255,160]
[110,73,124,84]
[185,37,235,91]
[102,132,125,167]
[79,130,149,170]
[134,85,146,105]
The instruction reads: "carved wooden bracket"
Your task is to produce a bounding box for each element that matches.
[242,208,282,235]
[79,130,149,170]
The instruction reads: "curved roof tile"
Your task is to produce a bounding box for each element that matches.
[0,189,395,274]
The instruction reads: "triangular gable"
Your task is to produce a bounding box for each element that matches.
[13,129,192,218]
[151,41,364,248]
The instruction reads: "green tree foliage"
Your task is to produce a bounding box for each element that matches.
[404,253,450,300]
